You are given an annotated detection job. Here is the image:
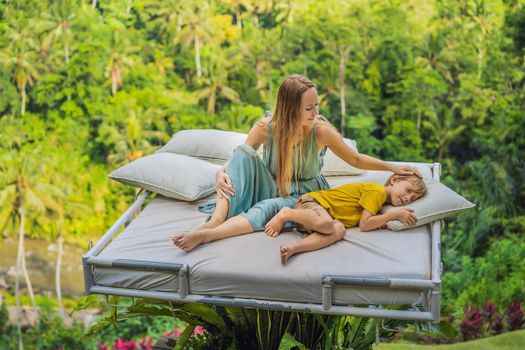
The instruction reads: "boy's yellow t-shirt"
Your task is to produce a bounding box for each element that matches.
[307,183,387,228]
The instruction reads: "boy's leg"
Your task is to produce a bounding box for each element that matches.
[280,221,346,264]
[265,195,334,237]
[265,208,334,237]
[173,215,253,252]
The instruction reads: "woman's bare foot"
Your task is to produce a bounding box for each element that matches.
[280,244,296,264]
[265,207,291,237]
[172,231,207,252]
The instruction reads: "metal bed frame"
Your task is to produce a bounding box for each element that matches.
[82,162,442,322]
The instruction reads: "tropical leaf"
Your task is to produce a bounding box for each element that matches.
[278,332,307,350]
[416,320,459,339]
[256,309,271,350]
[125,300,174,317]
[224,306,256,328]
[176,303,228,329]
[71,294,103,314]
[0,184,16,232]
[174,324,197,350]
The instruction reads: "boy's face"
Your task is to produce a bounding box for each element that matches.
[390,181,421,207]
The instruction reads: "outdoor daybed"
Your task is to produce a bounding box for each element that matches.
[82,130,474,323]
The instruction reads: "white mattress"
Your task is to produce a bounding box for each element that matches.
[93,173,432,306]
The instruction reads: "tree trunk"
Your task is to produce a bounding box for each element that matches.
[64,42,70,64]
[55,233,66,322]
[111,62,121,96]
[20,236,36,308]
[21,88,26,116]
[267,73,273,105]
[339,67,345,136]
[176,15,182,35]
[92,0,97,8]
[477,32,484,80]
[195,35,202,78]
[207,84,217,115]
[126,0,132,15]
[15,208,24,350]
[236,7,242,32]
[338,51,347,137]
[255,61,267,102]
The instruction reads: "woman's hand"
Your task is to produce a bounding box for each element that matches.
[390,164,423,179]
[390,208,417,227]
[216,171,235,199]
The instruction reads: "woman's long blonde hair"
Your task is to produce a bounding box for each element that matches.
[272,74,315,197]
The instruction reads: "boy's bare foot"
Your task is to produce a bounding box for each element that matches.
[280,244,296,264]
[172,231,206,252]
[265,207,291,237]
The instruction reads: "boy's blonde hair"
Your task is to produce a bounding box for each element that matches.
[386,174,428,197]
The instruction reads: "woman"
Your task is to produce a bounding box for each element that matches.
[173,74,420,252]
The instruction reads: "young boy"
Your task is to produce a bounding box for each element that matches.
[264,174,427,264]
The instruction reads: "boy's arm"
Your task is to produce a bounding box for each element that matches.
[359,210,395,232]
[359,208,417,232]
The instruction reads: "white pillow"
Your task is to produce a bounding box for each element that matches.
[109,153,220,201]
[321,138,366,176]
[382,179,475,231]
[157,129,248,165]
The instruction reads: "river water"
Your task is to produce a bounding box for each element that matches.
[0,238,86,296]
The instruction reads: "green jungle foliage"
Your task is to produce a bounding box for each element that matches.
[0,299,181,350]
[1,0,524,345]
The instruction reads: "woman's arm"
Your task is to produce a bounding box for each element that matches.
[215,118,268,199]
[243,117,268,150]
[316,122,422,177]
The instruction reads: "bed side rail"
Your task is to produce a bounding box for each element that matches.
[82,190,151,295]
[88,285,435,321]
[430,163,442,322]
[85,190,151,258]
[86,256,190,298]
[322,276,435,288]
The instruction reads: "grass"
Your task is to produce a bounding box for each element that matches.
[374,329,525,350]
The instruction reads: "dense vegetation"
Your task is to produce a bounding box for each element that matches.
[1,0,524,347]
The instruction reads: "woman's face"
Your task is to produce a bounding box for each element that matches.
[299,87,319,127]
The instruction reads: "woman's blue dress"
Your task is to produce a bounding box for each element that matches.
[199,118,330,231]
